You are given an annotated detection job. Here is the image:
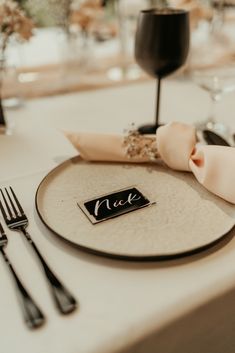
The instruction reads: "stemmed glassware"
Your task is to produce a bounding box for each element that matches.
[192,65,235,137]
[134,8,190,134]
[190,15,235,140]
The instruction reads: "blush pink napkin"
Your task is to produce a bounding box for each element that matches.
[65,122,235,204]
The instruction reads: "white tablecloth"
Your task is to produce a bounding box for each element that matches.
[1,79,235,353]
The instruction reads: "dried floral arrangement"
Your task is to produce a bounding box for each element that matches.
[123,124,159,161]
[0,0,34,58]
[70,0,117,40]
[25,0,115,39]
[70,0,104,32]
[0,0,34,127]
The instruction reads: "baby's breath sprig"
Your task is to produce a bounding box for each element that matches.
[123,123,159,161]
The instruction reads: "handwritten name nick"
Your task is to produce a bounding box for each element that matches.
[94,192,141,217]
[78,187,153,224]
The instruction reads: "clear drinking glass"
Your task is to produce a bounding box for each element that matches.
[192,65,235,135]
[190,1,235,138]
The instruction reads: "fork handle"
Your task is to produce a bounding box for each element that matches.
[22,230,77,315]
[0,249,45,329]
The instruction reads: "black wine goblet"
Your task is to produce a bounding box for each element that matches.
[135,8,190,134]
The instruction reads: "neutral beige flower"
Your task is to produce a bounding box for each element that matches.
[0,0,34,50]
[70,0,103,31]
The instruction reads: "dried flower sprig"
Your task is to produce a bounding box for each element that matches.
[0,0,34,54]
[0,0,34,128]
[123,124,160,161]
[70,0,104,33]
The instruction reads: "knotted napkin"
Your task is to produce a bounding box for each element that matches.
[65,122,235,204]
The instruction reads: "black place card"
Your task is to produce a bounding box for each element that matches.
[77,186,155,224]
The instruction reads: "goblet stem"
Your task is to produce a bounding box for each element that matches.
[137,78,162,134]
[155,78,161,128]
[206,92,221,128]
[0,96,6,132]
[205,92,229,138]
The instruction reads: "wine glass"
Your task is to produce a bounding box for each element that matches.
[135,8,190,134]
[192,66,235,136]
[190,18,235,140]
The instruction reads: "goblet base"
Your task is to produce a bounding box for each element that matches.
[196,119,233,146]
[138,123,161,135]
[196,119,230,140]
[202,129,230,146]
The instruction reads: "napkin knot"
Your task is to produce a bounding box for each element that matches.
[157,122,197,171]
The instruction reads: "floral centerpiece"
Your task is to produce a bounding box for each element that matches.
[70,0,104,33]
[0,0,34,130]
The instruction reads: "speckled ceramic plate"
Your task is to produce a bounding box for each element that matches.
[35,156,235,260]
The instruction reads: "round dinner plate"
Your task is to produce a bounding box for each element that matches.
[35,156,235,260]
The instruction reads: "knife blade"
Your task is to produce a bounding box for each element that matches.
[202,129,231,146]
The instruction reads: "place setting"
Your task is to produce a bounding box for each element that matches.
[33,0,235,257]
[33,6,235,262]
[1,1,235,341]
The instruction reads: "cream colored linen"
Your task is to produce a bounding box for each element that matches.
[65,122,235,204]
[65,131,150,163]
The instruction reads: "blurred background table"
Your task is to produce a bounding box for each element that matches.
[4,27,148,99]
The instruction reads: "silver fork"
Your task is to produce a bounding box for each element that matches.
[0,222,45,329]
[0,187,77,315]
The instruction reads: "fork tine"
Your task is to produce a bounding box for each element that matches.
[0,221,4,234]
[0,189,14,219]
[5,188,19,216]
[0,221,7,244]
[0,200,8,221]
[10,186,25,215]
